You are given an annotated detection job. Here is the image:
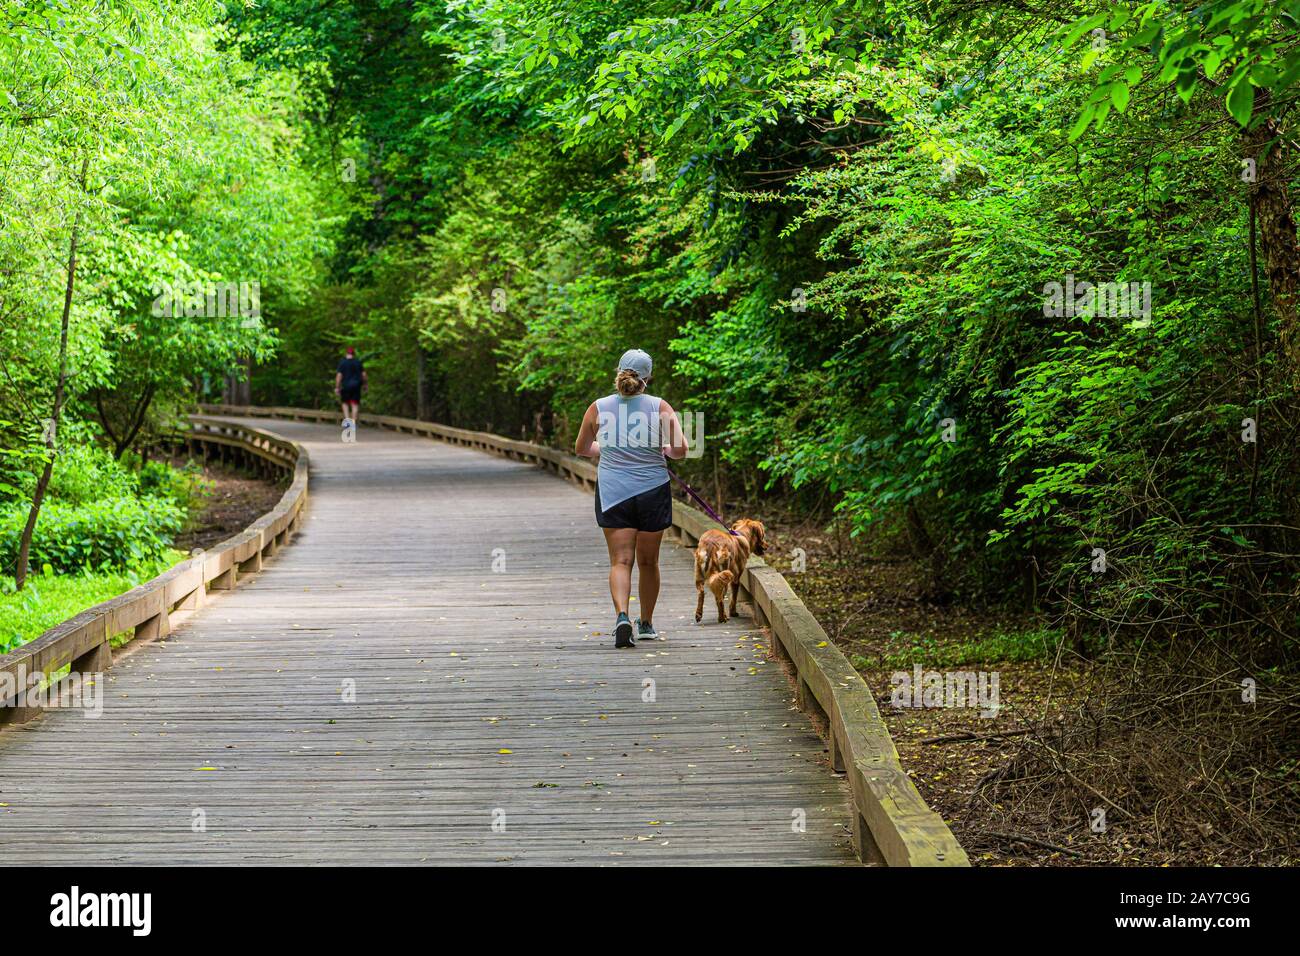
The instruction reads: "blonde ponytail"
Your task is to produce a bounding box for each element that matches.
[615,368,646,396]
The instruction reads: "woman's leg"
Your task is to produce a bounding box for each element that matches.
[634,530,664,623]
[602,528,637,614]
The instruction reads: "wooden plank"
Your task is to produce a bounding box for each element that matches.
[0,416,856,866]
[191,405,968,866]
[0,419,307,726]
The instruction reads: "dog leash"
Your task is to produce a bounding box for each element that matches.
[666,466,739,535]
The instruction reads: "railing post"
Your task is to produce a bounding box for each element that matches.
[852,812,887,866]
[134,611,169,644]
[795,676,813,711]
[828,727,845,774]
[72,637,111,675]
[210,567,237,590]
[0,697,41,725]
[174,585,204,612]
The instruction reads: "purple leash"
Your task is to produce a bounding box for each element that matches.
[666,466,739,535]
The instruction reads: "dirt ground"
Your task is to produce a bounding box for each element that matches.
[754,510,1225,867]
[164,463,1285,865]
[165,455,288,555]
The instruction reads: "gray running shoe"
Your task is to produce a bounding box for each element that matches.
[614,612,635,648]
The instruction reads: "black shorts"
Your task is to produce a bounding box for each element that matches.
[595,481,672,532]
[340,385,362,403]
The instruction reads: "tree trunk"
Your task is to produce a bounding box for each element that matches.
[95,381,158,459]
[1245,93,1300,380]
[236,357,252,405]
[416,345,428,420]
[713,449,724,524]
[221,357,252,405]
[16,157,89,591]
[112,382,157,458]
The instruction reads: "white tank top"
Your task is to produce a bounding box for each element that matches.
[595,392,669,511]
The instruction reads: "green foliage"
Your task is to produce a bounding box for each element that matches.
[225,0,1300,646]
[856,626,1072,669]
[0,0,329,530]
[135,458,213,525]
[43,442,140,506]
[0,0,331,590]
[0,551,184,654]
[0,496,184,575]
[0,0,1288,860]
[1059,1,1300,135]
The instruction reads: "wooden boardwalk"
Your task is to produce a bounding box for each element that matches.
[0,417,855,865]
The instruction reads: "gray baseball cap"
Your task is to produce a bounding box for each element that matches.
[617,349,653,379]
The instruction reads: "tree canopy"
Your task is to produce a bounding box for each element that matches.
[1,0,1297,859]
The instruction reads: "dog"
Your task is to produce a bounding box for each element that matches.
[694,519,766,624]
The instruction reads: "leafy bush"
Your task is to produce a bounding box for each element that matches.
[46,441,139,504]
[2,432,138,506]
[0,496,184,574]
[0,550,184,654]
[136,458,212,522]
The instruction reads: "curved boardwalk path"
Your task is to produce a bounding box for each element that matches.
[0,417,855,864]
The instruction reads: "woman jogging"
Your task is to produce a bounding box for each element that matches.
[574,349,689,648]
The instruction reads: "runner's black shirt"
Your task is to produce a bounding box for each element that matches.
[337,356,364,390]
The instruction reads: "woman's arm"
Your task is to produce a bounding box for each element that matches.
[659,399,690,460]
[574,402,601,458]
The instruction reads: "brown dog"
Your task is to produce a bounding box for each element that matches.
[694,519,767,624]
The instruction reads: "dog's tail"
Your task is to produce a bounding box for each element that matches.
[706,569,734,598]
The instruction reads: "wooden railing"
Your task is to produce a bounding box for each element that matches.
[0,418,308,725]
[198,404,970,867]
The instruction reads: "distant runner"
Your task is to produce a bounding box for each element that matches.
[335,346,366,425]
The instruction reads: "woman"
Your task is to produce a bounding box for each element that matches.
[575,349,689,648]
